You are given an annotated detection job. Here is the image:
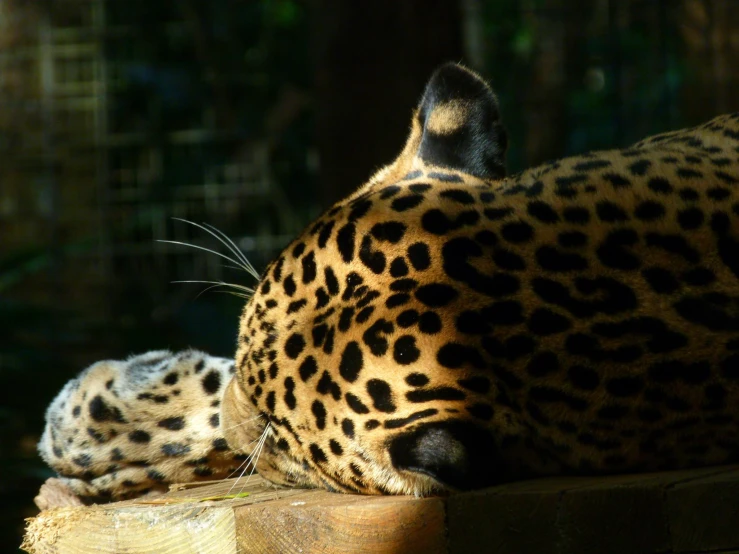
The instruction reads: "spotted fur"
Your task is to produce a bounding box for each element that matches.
[38,350,243,500]
[41,63,739,500]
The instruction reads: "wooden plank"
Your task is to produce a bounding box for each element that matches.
[447,466,739,554]
[667,467,739,553]
[23,478,263,554]
[555,467,731,554]
[23,475,446,554]
[25,503,236,554]
[446,476,598,554]
[233,490,446,553]
[23,466,739,554]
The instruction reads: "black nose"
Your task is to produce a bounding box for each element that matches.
[388,419,502,491]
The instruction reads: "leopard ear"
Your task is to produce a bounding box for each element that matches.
[388,420,501,491]
[363,64,507,189]
[415,63,507,180]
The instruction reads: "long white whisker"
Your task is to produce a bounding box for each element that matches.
[193,219,255,274]
[227,457,253,495]
[244,428,268,469]
[226,458,249,481]
[224,433,267,480]
[225,416,270,493]
[158,239,249,272]
[172,280,255,294]
[202,222,260,281]
[171,218,260,281]
[175,282,246,301]
[212,291,252,300]
[224,264,252,272]
[220,413,266,433]
[229,424,270,494]
[172,218,248,267]
[238,425,270,493]
[192,283,230,300]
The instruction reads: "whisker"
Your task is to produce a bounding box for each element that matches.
[212,291,252,300]
[227,457,253,495]
[192,283,230,301]
[158,239,249,273]
[224,264,252,272]
[226,457,249,481]
[172,280,255,295]
[201,221,258,277]
[224,415,269,487]
[238,425,270,493]
[220,413,266,433]
[224,433,266,480]
[171,218,249,267]
[170,218,260,281]
[172,281,252,302]
[202,222,261,281]
[229,423,270,494]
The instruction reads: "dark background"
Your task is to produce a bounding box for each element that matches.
[2,0,738,549]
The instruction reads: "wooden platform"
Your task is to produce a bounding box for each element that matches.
[23,465,739,554]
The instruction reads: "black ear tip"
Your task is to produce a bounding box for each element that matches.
[421,63,496,110]
[429,62,481,81]
[414,63,507,180]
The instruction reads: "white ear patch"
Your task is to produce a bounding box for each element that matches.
[426,100,472,136]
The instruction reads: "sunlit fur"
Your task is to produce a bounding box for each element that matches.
[41,64,739,500]
[221,65,739,495]
[38,350,243,500]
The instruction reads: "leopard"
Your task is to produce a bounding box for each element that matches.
[39,62,739,502]
[37,350,244,500]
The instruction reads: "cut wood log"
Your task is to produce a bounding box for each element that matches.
[22,465,739,554]
[23,475,446,554]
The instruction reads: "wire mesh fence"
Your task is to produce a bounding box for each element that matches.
[0,0,303,328]
[2,0,739,549]
[3,0,739,326]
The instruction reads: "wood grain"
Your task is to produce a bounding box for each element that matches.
[23,475,445,554]
[233,489,445,554]
[23,466,739,554]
